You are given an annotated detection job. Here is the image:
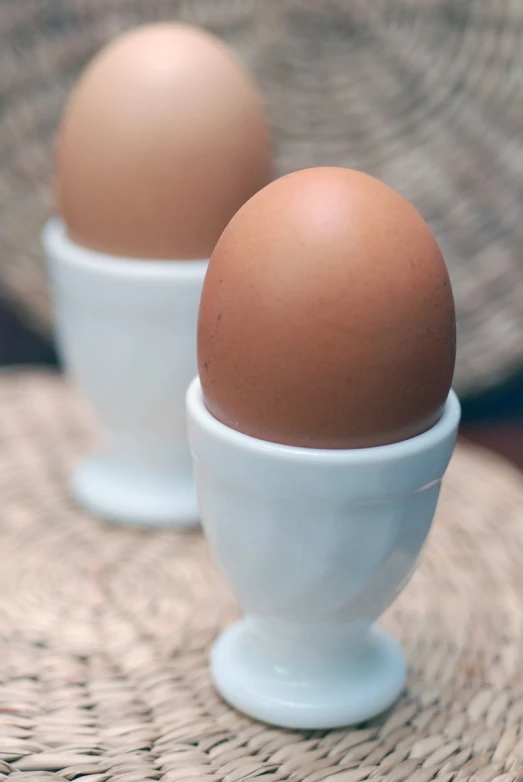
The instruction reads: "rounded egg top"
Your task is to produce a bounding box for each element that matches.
[197,166,456,449]
[56,23,272,259]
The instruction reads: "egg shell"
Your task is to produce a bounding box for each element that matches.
[198,167,456,449]
[56,23,271,259]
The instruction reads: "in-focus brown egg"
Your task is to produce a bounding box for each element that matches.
[198,167,456,449]
[56,23,271,259]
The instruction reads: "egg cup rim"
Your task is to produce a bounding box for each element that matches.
[186,377,461,466]
[42,218,209,277]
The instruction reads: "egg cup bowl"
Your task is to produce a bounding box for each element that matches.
[187,377,461,729]
[43,218,208,528]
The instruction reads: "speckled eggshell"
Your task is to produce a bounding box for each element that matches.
[197,167,456,449]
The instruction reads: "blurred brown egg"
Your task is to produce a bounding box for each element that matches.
[198,167,456,449]
[56,23,271,259]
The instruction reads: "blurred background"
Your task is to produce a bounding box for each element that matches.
[0,0,522,464]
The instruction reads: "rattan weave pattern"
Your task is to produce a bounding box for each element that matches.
[0,371,523,781]
[0,1,523,394]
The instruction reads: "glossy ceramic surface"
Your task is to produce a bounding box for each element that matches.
[44,218,208,527]
[187,379,460,727]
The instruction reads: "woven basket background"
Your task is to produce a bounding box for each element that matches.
[1,0,523,396]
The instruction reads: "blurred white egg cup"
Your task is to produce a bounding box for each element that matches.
[187,377,460,729]
[43,218,208,528]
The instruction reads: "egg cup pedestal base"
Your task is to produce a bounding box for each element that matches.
[211,619,406,730]
[72,451,199,528]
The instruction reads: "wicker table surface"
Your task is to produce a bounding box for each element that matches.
[0,370,523,781]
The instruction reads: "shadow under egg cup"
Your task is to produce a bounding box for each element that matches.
[43,218,208,528]
[187,378,461,729]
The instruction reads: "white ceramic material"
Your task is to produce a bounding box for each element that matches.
[43,218,208,528]
[187,378,461,729]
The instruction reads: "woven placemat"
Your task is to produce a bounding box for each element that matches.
[1,0,523,395]
[1,371,523,781]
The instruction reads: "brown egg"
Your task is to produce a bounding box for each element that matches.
[198,167,456,449]
[56,23,271,259]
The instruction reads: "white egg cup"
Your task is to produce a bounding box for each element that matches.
[43,218,208,528]
[187,378,460,729]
